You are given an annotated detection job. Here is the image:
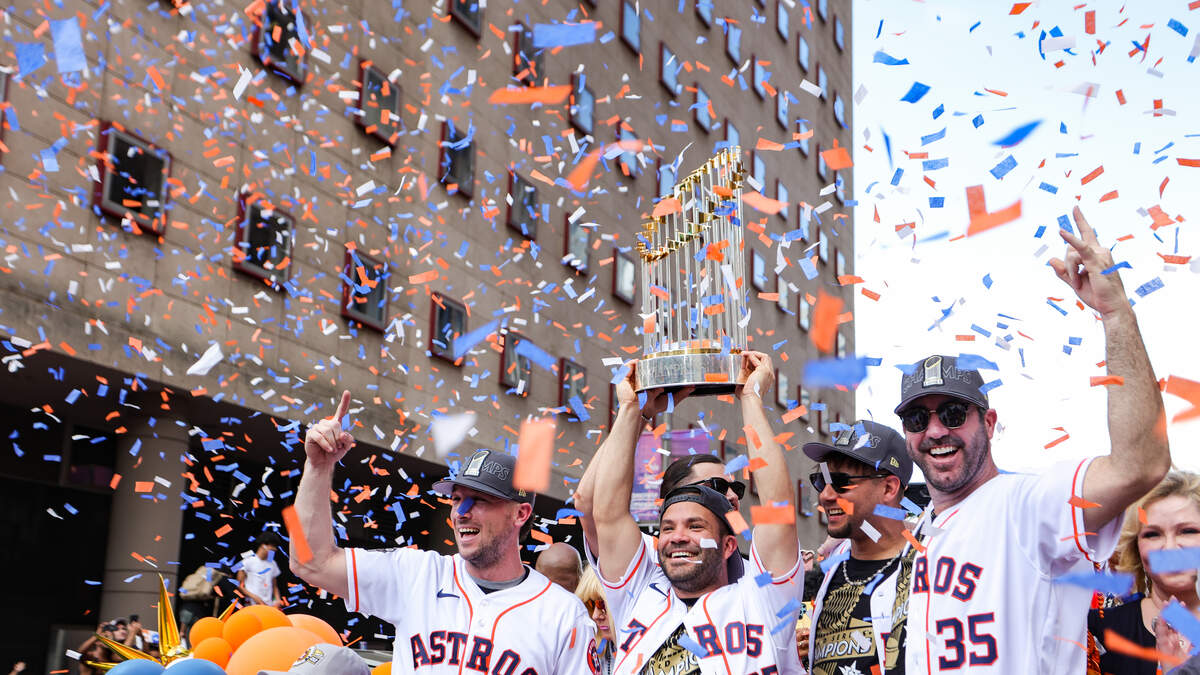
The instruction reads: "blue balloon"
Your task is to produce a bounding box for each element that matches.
[164,660,226,675]
[108,661,165,675]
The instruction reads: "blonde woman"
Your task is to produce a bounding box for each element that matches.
[575,567,615,675]
[1089,472,1200,675]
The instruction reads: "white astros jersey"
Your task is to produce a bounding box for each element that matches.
[600,537,805,675]
[344,547,597,675]
[905,457,1122,675]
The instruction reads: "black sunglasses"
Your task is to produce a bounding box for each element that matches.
[695,476,747,500]
[898,400,972,433]
[585,598,607,614]
[809,471,891,494]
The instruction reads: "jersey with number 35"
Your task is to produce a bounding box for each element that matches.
[905,457,1121,674]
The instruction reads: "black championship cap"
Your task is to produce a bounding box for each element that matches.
[803,420,913,486]
[433,449,536,504]
[894,354,989,415]
[660,484,746,582]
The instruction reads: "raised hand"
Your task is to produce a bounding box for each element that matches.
[616,360,693,421]
[304,390,355,468]
[736,351,775,402]
[1047,207,1130,318]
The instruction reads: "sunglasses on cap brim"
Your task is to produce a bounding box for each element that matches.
[809,471,891,494]
[694,476,747,500]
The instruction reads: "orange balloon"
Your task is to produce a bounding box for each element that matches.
[188,617,224,647]
[287,614,342,645]
[238,604,291,631]
[224,627,322,675]
[221,610,262,651]
[371,662,392,675]
[192,636,233,668]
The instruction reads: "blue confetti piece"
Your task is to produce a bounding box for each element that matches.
[677,633,710,659]
[776,597,802,618]
[920,128,946,145]
[932,104,944,119]
[979,379,1003,395]
[982,274,993,289]
[555,508,584,520]
[1034,225,1046,238]
[515,337,557,371]
[1068,337,1082,346]
[1054,571,1133,596]
[50,18,87,74]
[456,496,475,515]
[957,354,997,372]
[872,50,909,66]
[872,504,907,521]
[900,497,923,515]
[724,455,749,474]
[1038,182,1058,194]
[1147,547,1200,575]
[452,319,501,362]
[533,23,597,48]
[900,81,930,103]
[1101,261,1131,275]
[1057,214,1073,234]
[755,571,773,587]
[972,114,984,128]
[890,168,904,186]
[567,395,590,422]
[15,42,47,79]
[929,197,944,208]
[1135,277,1164,298]
[1168,19,1188,37]
[994,120,1042,147]
[1162,600,1200,649]
[922,158,948,171]
[820,549,849,575]
[804,357,872,388]
[990,155,1016,179]
[798,255,818,280]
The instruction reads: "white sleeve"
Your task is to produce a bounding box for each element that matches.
[343,547,441,624]
[746,537,805,650]
[1013,457,1123,574]
[555,601,600,675]
[584,531,658,569]
[598,536,664,634]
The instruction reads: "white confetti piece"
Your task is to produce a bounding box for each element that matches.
[185,343,223,376]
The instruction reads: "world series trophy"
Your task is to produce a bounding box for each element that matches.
[634,148,750,395]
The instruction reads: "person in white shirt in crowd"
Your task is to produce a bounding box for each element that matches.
[238,532,284,607]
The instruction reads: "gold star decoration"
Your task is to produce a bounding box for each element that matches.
[86,575,191,671]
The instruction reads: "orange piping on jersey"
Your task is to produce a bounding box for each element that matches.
[1069,459,1094,561]
[921,508,960,675]
[750,543,801,585]
[452,559,477,675]
[613,592,673,673]
[489,578,553,645]
[701,593,733,675]
[350,549,361,613]
[601,540,648,591]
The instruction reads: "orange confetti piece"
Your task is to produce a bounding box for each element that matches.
[408,270,439,284]
[747,457,768,472]
[781,405,807,423]
[726,510,750,534]
[964,185,1022,237]
[134,481,154,493]
[1177,158,1200,168]
[742,191,787,215]
[1009,2,1032,14]
[514,418,556,493]
[1102,629,1183,668]
[487,85,572,105]
[901,529,926,553]
[750,504,795,525]
[810,290,843,354]
[754,137,785,152]
[1080,165,1104,185]
[567,150,602,190]
[820,143,853,171]
[1069,495,1101,509]
[835,497,854,515]
[1044,431,1070,449]
[652,197,682,218]
[744,425,762,449]
[836,275,863,286]
[1165,375,1200,423]
[1089,375,1125,387]
[704,373,731,383]
[281,505,313,564]
[214,524,233,538]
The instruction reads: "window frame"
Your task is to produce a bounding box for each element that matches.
[751,152,766,190]
[725,119,741,151]
[439,120,475,198]
[232,192,295,290]
[818,0,828,21]
[499,330,534,396]
[564,214,591,274]
[835,15,845,50]
[694,84,713,133]
[570,73,595,137]
[776,89,789,128]
[816,142,829,180]
[506,171,538,240]
[612,247,637,304]
[656,157,677,199]
[799,386,812,421]
[776,272,790,312]
[776,180,789,222]
[696,0,714,26]
[448,0,483,39]
[834,93,846,128]
[777,0,790,40]
[620,1,641,53]
[617,124,640,179]
[340,248,390,331]
[725,22,742,64]
[357,62,401,147]
[798,294,811,332]
[254,1,306,85]
[94,123,172,235]
[796,119,811,156]
[776,370,790,408]
[750,249,768,292]
[512,23,545,86]
[559,358,588,415]
[817,64,828,99]
[429,292,467,365]
[659,42,682,97]
[836,249,847,278]
[752,54,767,99]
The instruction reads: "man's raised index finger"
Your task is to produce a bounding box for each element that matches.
[334,390,352,421]
[1072,206,1098,242]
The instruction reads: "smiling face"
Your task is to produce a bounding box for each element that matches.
[449,485,529,571]
[1139,495,1200,596]
[684,462,742,512]
[902,394,996,499]
[657,501,735,596]
[819,455,897,541]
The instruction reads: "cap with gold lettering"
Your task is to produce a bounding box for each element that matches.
[433,449,536,504]
[803,420,912,486]
[894,354,989,415]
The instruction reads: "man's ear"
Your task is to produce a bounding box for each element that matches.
[516,502,533,526]
[722,534,739,560]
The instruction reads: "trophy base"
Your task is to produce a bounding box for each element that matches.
[635,351,746,396]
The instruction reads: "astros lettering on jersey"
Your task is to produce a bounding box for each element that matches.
[600,536,805,675]
[345,546,597,674]
[905,457,1121,674]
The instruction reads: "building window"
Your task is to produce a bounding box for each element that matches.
[660,43,682,96]
[819,230,830,264]
[816,143,829,180]
[752,55,767,99]
[95,124,171,234]
[513,24,544,86]
[256,1,305,84]
[657,159,677,198]
[799,295,811,331]
[560,359,588,417]
[797,34,810,72]
[696,0,713,26]
[834,93,846,129]
[751,249,767,291]
[837,332,847,359]
[776,90,789,128]
[818,0,828,21]
[776,371,790,408]
[725,23,742,64]
[796,119,810,156]
[725,120,740,151]
[621,1,641,53]
[695,85,713,132]
[341,249,389,331]
[500,331,533,396]
[777,1,790,39]
[776,181,789,221]
[835,16,845,50]
[799,386,812,421]
[613,248,636,304]
[449,0,482,38]
[507,172,538,239]
[618,126,640,178]
[836,249,847,278]
[430,293,466,364]
[233,193,294,289]
[439,121,475,198]
[818,64,827,99]
[835,170,846,204]
[570,73,595,136]
[752,152,766,190]
[564,215,590,273]
[358,63,401,146]
[776,273,790,312]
